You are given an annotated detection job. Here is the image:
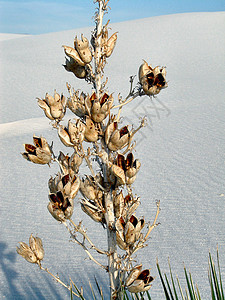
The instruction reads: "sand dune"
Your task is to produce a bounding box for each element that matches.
[0,12,225,299]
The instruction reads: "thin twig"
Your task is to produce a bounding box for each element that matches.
[39,264,79,297]
[69,219,108,255]
[63,222,108,271]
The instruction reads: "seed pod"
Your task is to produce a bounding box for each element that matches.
[64,58,87,79]
[106,32,118,58]
[74,34,92,64]
[63,45,85,66]
[84,116,99,142]
[125,265,143,287]
[81,200,104,223]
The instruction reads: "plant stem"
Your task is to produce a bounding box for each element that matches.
[94,0,104,99]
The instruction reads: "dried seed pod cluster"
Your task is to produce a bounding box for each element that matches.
[47,173,80,221]
[22,135,52,165]
[63,34,92,79]
[113,192,140,219]
[80,174,105,224]
[111,153,141,185]
[17,234,44,264]
[58,119,85,147]
[125,265,154,293]
[86,92,114,123]
[58,151,83,174]
[139,60,167,96]
[116,215,145,250]
[37,91,67,122]
[105,121,131,151]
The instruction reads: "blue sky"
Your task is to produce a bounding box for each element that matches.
[0,0,224,35]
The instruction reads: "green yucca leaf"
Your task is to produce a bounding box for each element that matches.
[168,260,179,300]
[157,260,171,300]
[94,277,104,300]
[71,280,85,300]
[88,281,97,300]
[209,252,222,299]
[165,273,175,299]
[209,267,216,300]
[177,276,185,300]
[196,284,201,300]
[184,267,195,300]
[123,290,130,300]
[70,284,73,300]
[146,290,152,299]
[217,247,225,300]
[189,271,199,299]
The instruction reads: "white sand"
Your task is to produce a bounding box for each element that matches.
[0,12,225,299]
[0,33,30,41]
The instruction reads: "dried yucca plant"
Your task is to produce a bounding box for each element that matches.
[17,1,167,299]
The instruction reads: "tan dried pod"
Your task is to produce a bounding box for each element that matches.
[80,177,97,201]
[106,32,118,58]
[63,45,85,66]
[115,217,128,250]
[116,235,128,250]
[126,160,141,178]
[139,60,152,82]
[127,269,154,293]
[64,58,87,79]
[70,174,80,199]
[114,191,124,218]
[29,234,44,261]
[16,242,38,264]
[22,136,52,165]
[111,164,126,185]
[125,220,136,245]
[108,125,130,151]
[126,176,137,186]
[105,121,117,145]
[58,125,74,147]
[125,198,140,220]
[84,116,99,142]
[68,119,85,144]
[69,152,83,173]
[134,217,145,240]
[48,191,74,221]
[125,264,143,287]
[74,35,92,64]
[37,99,54,120]
[67,90,88,117]
[81,201,104,223]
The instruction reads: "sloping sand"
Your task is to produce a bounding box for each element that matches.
[0,12,225,299]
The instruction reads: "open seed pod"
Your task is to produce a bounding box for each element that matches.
[114,192,140,220]
[85,92,114,123]
[83,116,99,142]
[64,57,87,79]
[81,199,104,223]
[74,34,92,64]
[48,191,74,221]
[126,266,154,293]
[58,119,85,147]
[80,175,103,205]
[22,135,52,165]
[67,90,89,117]
[37,91,67,121]
[105,121,130,151]
[139,60,167,96]
[115,215,145,250]
[106,32,118,58]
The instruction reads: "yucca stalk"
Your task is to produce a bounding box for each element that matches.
[17,1,167,299]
